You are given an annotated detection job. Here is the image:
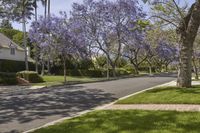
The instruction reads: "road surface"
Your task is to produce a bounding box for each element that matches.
[0,74,176,133]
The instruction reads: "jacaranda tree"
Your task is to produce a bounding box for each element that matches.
[143,0,200,87]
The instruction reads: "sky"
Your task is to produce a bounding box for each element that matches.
[12,0,195,30]
[13,0,82,30]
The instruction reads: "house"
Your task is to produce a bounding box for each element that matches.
[0,33,33,62]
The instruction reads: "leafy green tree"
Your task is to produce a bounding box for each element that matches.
[0,19,13,29]
[13,32,23,46]
[13,0,34,71]
[0,28,20,39]
[143,0,200,87]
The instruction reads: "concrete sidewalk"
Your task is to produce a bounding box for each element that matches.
[104,104,200,112]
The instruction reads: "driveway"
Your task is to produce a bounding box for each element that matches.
[0,74,176,133]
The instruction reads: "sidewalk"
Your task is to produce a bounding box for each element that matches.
[101,80,200,112]
[103,104,200,112]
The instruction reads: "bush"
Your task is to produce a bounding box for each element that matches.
[115,68,130,76]
[123,65,136,74]
[16,71,44,83]
[67,69,104,77]
[0,72,17,85]
[0,59,35,73]
[77,59,94,69]
[51,68,133,78]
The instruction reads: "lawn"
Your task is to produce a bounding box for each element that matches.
[117,86,200,104]
[33,110,200,133]
[32,76,106,86]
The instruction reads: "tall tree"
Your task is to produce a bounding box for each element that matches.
[71,0,145,77]
[33,0,39,73]
[143,0,200,87]
[29,15,88,83]
[13,0,34,71]
[0,19,13,29]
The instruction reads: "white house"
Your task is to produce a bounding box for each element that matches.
[0,33,33,62]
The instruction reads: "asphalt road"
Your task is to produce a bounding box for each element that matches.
[0,74,176,133]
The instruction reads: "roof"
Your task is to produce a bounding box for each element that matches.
[0,33,24,51]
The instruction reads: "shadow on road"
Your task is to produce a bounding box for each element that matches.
[0,85,116,133]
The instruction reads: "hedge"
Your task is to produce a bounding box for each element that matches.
[16,71,44,83]
[0,59,35,73]
[0,72,17,85]
[51,68,132,77]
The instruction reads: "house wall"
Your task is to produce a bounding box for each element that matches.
[0,48,25,61]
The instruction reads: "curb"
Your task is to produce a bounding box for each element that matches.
[23,80,175,133]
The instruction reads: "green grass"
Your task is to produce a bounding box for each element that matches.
[117,86,200,104]
[31,76,105,86]
[33,110,200,133]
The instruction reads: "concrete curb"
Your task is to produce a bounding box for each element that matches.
[23,80,175,133]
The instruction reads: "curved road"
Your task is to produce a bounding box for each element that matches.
[0,74,176,133]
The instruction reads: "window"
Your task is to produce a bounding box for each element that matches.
[10,48,15,55]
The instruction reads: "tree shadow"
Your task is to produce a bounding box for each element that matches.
[0,85,116,133]
[146,85,200,94]
[41,110,200,133]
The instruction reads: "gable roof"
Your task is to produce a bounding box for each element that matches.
[0,33,24,51]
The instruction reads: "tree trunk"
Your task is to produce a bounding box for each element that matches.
[47,55,50,75]
[22,16,29,71]
[48,0,50,17]
[34,2,39,73]
[106,55,109,79]
[133,65,139,75]
[35,57,39,73]
[149,66,152,75]
[192,56,199,80]
[111,64,116,77]
[165,64,168,72]
[63,58,67,84]
[130,59,139,75]
[41,57,45,76]
[177,2,200,87]
[177,41,193,87]
[44,0,47,19]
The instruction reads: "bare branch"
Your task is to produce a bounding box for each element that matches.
[151,15,178,27]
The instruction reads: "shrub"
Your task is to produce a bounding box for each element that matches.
[16,71,44,83]
[115,68,130,76]
[50,68,132,78]
[0,72,17,85]
[122,65,137,74]
[77,59,94,69]
[0,59,35,73]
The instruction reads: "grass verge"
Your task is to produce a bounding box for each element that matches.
[32,110,200,133]
[117,85,200,104]
[31,76,107,86]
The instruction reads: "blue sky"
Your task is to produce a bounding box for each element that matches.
[13,0,82,30]
[12,0,195,30]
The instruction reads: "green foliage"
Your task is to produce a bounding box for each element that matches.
[0,72,17,85]
[13,32,23,46]
[16,71,44,83]
[66,69,104,77]
[153,4,166,12]
[137,20,150,29]
[122,64,136,74]
[51,68,132,78]
[0,28,21,40]
[0,59,35,73]
[77,59,94,69]
[116,58,128,68]
[0,19,13,29]
[95,56,107,68]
